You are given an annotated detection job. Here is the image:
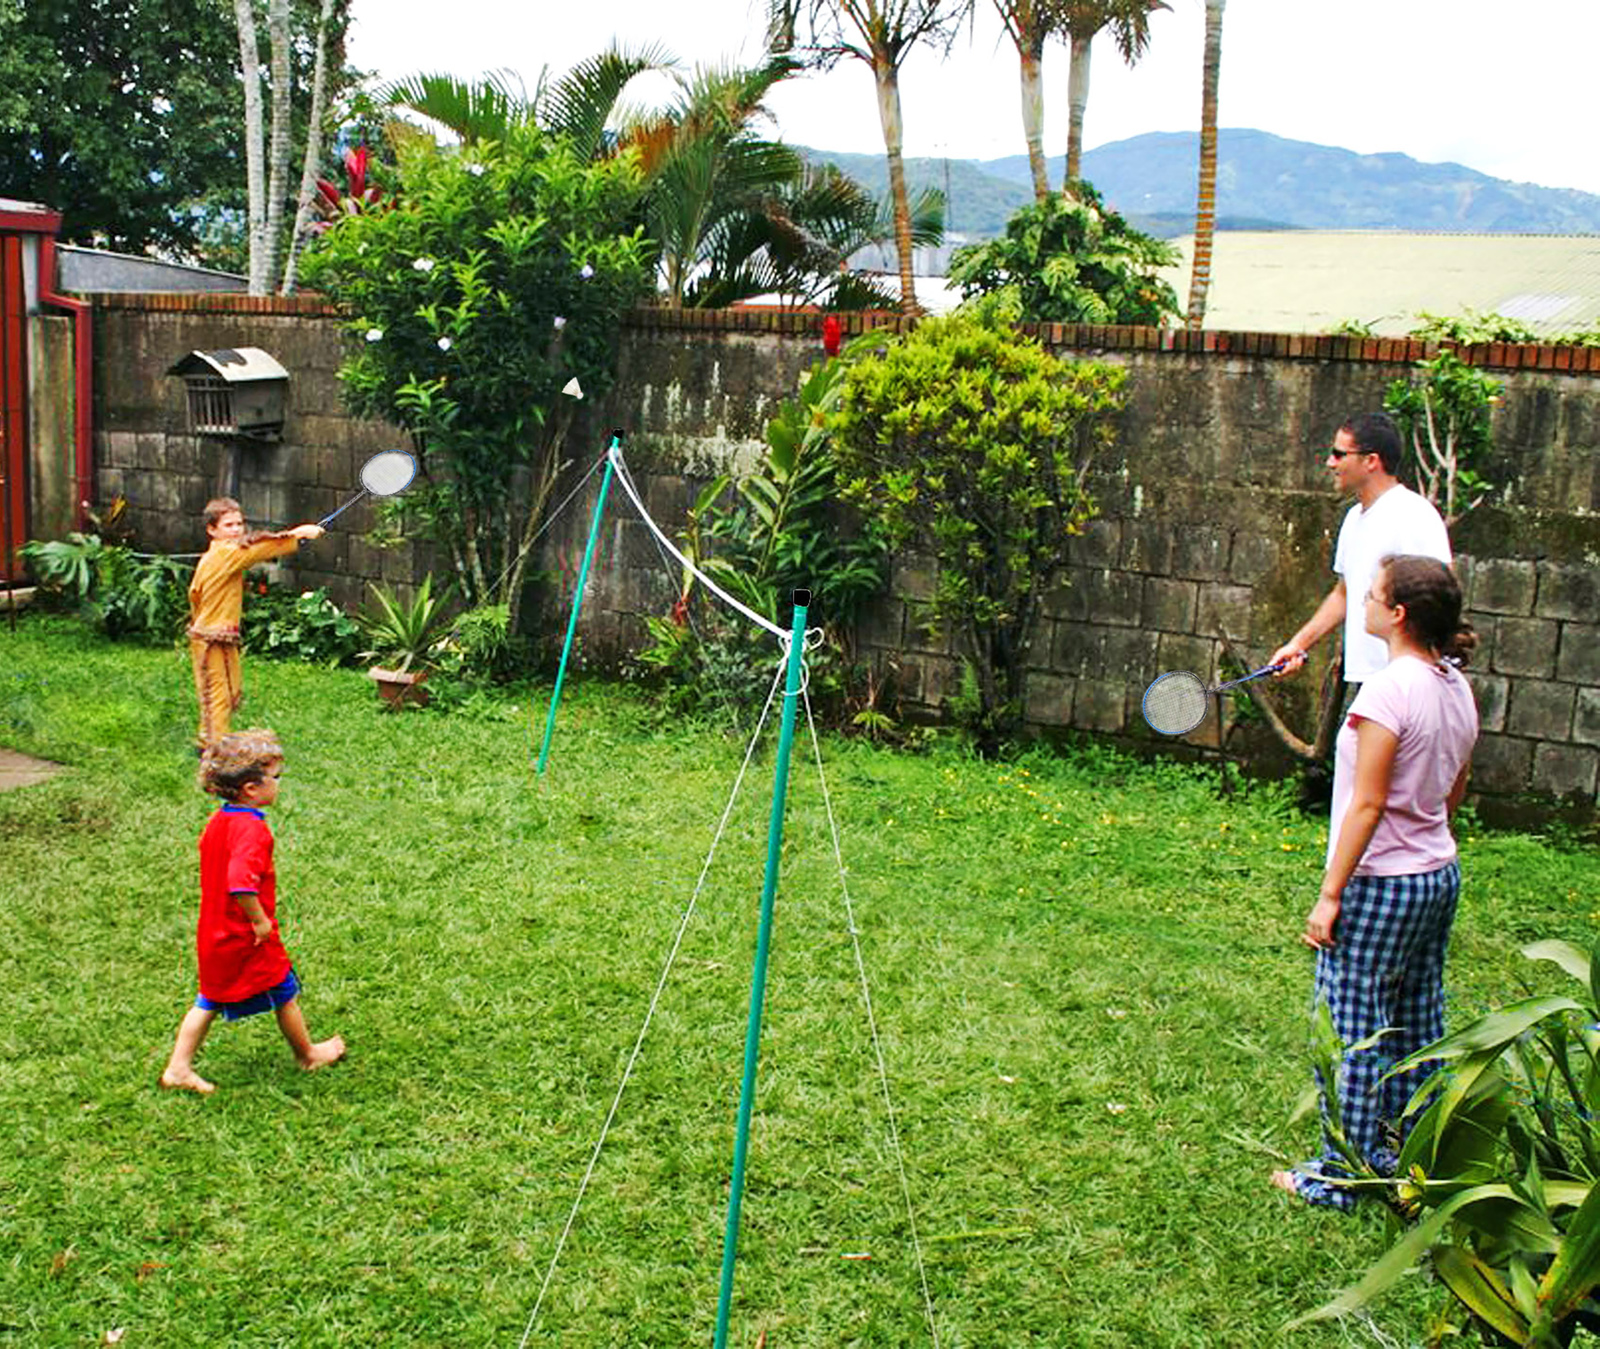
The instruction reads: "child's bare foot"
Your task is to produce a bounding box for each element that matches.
[299,1035,346,1071]
[159,1066,215,1094]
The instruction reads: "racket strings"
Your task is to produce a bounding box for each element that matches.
[1142,671,1209,735]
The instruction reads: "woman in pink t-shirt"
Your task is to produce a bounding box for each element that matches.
[1273,555,1479,1209]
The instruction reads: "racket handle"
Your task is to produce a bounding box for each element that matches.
[317,487,369,529]
[1213,661,1285,693]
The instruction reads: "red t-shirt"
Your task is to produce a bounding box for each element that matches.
[196,805,291,1003]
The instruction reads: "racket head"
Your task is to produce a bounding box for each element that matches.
[1141,670,1209,735]
[359,450,417,497]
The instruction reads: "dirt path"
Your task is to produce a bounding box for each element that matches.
[0,747,64,790]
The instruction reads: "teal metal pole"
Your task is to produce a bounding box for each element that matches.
[713,588,810,1349]
[536,436,619,776]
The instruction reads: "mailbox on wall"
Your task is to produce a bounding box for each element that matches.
[167,347,289,440]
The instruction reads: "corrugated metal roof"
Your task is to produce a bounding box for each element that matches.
[1159,232,1600,335]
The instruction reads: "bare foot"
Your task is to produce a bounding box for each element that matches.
[1270,1169,1299,1197]
[159,1066,215,1094]
[299,1035,346,1071]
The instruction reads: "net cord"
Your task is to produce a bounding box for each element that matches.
[801,684,943,1349]
[516,658,787,1348]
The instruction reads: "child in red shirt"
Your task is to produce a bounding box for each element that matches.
[159,729,345,1094]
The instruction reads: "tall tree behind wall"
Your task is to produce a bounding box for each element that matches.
[1061,0,1165,189]
[770,0,972,315]
[0,0,241,257]
[235,0,350,293]
[1185,0,1223,328]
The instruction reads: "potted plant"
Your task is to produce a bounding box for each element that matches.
[358,574,454,708]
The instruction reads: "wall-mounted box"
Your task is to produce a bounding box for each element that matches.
[167,347,289,439]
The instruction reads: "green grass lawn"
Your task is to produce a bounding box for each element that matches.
[2,614,1596,1347]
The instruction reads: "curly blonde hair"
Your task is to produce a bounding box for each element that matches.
[199,729,284,800]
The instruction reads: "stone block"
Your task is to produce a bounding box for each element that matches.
[1052,621,1101,678]
[1197,584,1254,643]
[1506,679,1575,740]
[1536,563,1600,622]
[1070,518,1121,568]
[858,597,904,650]
[1467,672,1509,734]
[1024,673,1075,726]
[1557,624,1600,684]
[1156,632,1215,681]
[1532,744,1598,799]
[135,432,165,470]
[1575,688,1600,748]
[1043,570,1091,622]
[102,431,140,469]
[921,654,962,707]
[1471,558,1536,615]
[1142,576,1198,633]
[379,540,418,584]
[1073,678,1127,732]
[1492,617,1559,678]
[1173,525,1231,581]
[1101,626,1160,681]
[1471,734,1533,794]
[1119,518,1174,573]
[893,553,937,602]
[1229,531,1278,585]
[1082,568,1143,627]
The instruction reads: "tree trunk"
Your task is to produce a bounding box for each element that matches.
[872,56,918,316]
[264,0,293,288]
[281,0,338,295]
[1185,0,1225,329]
[1018,40,1048,201]
[1064,33,1091,189]
[233,0,268,295]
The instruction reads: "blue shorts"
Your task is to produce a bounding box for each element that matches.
[197,966,299,1021]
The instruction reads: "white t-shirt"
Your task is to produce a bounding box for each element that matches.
[1327,654,1479,876]
[1332,484,1451,682]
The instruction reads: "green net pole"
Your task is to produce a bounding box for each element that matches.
[712,588,810,1349]
[536,436,619,777]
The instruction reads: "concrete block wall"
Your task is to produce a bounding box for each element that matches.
[86,296,1600,818]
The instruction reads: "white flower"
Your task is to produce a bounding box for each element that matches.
[465,163,485,177]
[579,264,594,279]
[301,590,315,599]
[151,96,173,115]
[552,315,567,330]
[437,336,453,351]
[365,328,384,342]
[412,257,435,272]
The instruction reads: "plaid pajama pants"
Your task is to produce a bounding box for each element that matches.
[1291,861,1461,1209]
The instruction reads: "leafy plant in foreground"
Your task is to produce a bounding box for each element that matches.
[357,574,456,674]
[242,583,362,666]
[1292,938,1600,1346]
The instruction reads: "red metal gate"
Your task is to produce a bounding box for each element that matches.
[0,232,26,582]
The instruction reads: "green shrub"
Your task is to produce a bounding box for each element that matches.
[242,583,362,666]
[831,307,1127,751]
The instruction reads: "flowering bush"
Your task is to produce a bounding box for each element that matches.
[300,124,652,629]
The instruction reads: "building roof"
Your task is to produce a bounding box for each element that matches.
[1159,232,1600,336]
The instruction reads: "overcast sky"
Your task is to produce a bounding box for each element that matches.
[345,0,1600,197]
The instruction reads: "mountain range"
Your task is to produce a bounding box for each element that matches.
[801,129,1600,241]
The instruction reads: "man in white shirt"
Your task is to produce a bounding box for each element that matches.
[1270,412,1451,684]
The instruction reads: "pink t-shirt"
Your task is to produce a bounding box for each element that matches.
[1327,654,1479,877]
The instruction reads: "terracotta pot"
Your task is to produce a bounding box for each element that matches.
[368,665,430,709]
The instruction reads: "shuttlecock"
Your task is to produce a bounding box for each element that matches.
[562,377,583,399]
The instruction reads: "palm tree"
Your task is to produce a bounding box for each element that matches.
[992,0,1056,201]
[1185,0,1224,329]
[771,0,972,315]
[688,162,944,309]
[1061,0,1166,188]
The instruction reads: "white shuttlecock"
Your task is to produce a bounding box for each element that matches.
[562,377,583,399]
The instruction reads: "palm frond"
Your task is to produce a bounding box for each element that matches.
[374,69,530,145]
[539,42,676,160]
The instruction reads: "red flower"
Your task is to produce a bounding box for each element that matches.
[822,315,842,357]
[257,582,268,595]
[670,594,690,626]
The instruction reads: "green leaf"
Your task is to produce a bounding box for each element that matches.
[1523,939,1593,994]
[1394,997,1583,1071]
[1536,1176,1600,1324]
[1432,1245,1529,1343]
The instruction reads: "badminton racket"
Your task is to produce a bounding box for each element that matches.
[318,450,417,527]
[1141,662,1284,736]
